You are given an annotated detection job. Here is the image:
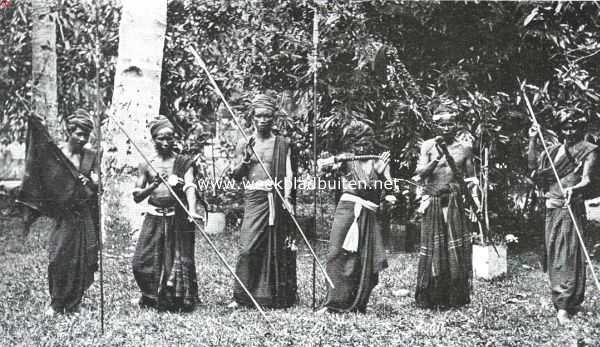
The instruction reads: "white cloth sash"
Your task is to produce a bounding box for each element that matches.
[247,180,276,226]
[340,193,379,252]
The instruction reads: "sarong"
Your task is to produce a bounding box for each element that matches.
[545,200,586,313]
[48,205,98,312]
[132,154,199,311]
[233,135,297,309]
[233,190,297,308]
[132,206,199,310]
[322,194,388,313]
[415,189,472,308]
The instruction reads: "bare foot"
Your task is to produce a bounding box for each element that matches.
[315,307,329,315]
[226,301,239,309]
[557,309,571,325]
[44,306,57,317]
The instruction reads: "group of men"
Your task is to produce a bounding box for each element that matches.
[18,93,596,326]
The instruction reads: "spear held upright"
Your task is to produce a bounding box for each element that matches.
[187,45,335,289]
[520,86,600,293]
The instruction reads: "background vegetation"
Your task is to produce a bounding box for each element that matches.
[2,0,600,245]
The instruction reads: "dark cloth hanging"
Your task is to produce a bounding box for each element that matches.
[17,117,98,312]
[233,136,298,309]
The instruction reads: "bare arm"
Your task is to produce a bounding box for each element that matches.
[415,140,441,179]
[230,138,254,181]
[183,166,202,219]
[571,151,597,194]
[132,162,160,203]
[463,146,480,208]
[527,126,543,171]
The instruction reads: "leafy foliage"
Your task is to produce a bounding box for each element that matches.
[2,1,600,239]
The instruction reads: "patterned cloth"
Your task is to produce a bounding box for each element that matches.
[415,184,472,308]
[233,136,298,309]
[545,201,586,313]
[132,155,199,311]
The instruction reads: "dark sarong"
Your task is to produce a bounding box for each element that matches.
[48,204,97,312]
[233,136,297,309]
[415,189,472,308]
[323,199,388,313]
[545,201,586,313]
[132,155,199,310]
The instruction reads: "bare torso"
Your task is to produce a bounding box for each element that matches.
[246,136,275,181]
[60,144,83,170]
[419,138,473,194]
[146,155,176,206]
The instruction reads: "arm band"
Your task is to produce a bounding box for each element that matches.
[183,183,197,193]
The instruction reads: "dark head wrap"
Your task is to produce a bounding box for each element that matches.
[343,120,387,154]
[432,99,459,121]
[150,116,175,138]
[251,93,277,114]
[66,109,94,133]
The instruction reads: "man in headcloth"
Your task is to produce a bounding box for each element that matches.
[413,99,476,308]
[528,107,598,324]
[132,116,204,312]
[227,92,298,309]
[19,109,99,316]
[317,120,393,314]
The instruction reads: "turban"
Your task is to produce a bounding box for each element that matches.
[557,107,587,125]
[343,120,387,153]
[150,116,175,138]
[432,99,459,121]
[251,93,277,114]
[66,109,94,133]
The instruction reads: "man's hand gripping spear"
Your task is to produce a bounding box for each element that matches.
[521,85,600,293]
[106,111,274,328]
[186,46,335,290]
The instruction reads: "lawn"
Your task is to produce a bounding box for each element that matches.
[1,215,599,347]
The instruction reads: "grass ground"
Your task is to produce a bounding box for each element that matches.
[1,215,599,347]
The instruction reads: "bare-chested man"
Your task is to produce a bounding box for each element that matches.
[227,93,297,309]
[132,116,203,312]
[413,100,477,308]
[528,108,598,325]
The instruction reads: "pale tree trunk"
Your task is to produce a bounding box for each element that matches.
[103,0,168,235]
[31,0,60,142]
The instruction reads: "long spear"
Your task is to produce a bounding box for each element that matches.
[521,86,600,293]
[311,4,319,310]
[93,0,105,334]
[105,113,272,327]
[187,46,335,289]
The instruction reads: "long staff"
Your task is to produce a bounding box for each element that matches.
[311,5,319,310]
[187,46,335,289]
[106,113,272,327]
[93,0,105,333]
[521,86,600,293]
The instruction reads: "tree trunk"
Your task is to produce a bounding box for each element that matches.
[103,0,168,235]
[31,0,59,142]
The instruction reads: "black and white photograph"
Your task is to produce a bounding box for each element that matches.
[1,0,600,345]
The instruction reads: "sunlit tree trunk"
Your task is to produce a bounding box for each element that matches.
[103,0,168,233]
[31,0,59,142]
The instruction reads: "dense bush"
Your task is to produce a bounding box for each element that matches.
[2,0,600,244]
